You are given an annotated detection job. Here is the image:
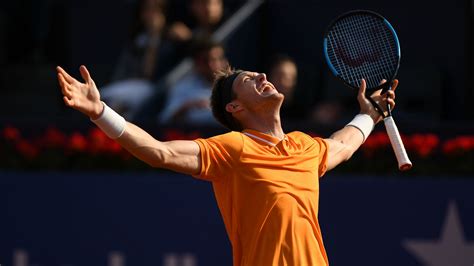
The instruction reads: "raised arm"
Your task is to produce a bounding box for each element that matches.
[324,79,396,171]
[56,65,201,175]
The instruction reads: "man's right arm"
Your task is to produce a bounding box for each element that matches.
[56,65,201,175]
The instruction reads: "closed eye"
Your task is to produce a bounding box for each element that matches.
[243,74,256,83]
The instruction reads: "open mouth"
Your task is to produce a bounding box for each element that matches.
[260,82,273,93]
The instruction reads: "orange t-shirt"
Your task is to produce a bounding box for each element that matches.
[194,129,329,266]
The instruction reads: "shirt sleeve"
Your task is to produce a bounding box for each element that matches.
[312,137,329,177]
[193,132,243,182]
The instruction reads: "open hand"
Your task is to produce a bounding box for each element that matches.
[57,65,103,119]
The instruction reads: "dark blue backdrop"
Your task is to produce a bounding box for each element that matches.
[0,171,473,266]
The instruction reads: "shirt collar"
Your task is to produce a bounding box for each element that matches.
[242,129,287,146]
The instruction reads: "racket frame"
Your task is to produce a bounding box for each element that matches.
[323,10,401,94]
[322,10,412,171]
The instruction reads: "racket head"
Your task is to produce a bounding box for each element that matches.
[323,10,401,93]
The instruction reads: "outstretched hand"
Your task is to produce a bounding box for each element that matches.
[357,79,397,124]
[56,65,103,119]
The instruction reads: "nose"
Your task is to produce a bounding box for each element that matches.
[257,73,267,83]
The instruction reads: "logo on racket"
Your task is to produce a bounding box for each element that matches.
[334,27,383,67]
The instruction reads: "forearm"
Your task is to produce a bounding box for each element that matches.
[117,122,168,168]
[328,125,365,160]
[91,102,200,174]
[325,113,375,170]
[91,102,168,167]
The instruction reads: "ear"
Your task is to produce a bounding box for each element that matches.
[225,101,242,113]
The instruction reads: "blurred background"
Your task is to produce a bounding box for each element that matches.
[0,0,473,265]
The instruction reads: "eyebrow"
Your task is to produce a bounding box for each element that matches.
[242,72,256,80]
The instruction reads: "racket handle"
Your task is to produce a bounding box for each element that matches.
[383,116,412,171]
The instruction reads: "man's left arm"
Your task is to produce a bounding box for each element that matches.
[324,79,397,171]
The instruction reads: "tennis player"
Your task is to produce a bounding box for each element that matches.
[56,65,396,266]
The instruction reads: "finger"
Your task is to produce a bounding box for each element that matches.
[57,72,67,87]
[56,66,77,84]
[386,90,395,100]
[58,73,73,96]
[375,79,387,95]
[391,79,399,91]
[63,96,75,107]
[79,65,92,84]
[58,73,71,93]
[57,72,71,88]
[387,98,395,108]
[357,79,367,101]
[61,85,73,99]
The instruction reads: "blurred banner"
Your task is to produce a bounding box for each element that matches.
[0,172,473,266]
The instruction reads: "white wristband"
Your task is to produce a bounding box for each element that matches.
[91,102,126,139]
[346,114,374,142]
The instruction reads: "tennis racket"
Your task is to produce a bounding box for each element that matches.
[323,10,412,171]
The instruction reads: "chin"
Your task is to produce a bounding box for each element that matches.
[267,92,285,108]
[274,92,285,101]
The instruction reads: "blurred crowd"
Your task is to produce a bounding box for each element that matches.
[97,0,345,127]
[0,0,349,128]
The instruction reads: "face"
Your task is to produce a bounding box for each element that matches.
[230,71,284,113]
[268,61,297,98]
[192,0,223,27]
[141,0,166,32]
[196,46,227,82]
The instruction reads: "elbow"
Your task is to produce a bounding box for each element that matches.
[143,148,171,169]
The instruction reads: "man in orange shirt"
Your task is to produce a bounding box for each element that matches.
[57,65,396,265]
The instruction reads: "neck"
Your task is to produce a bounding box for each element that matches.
[241,111,285,140]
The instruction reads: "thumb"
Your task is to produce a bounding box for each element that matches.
[79,65,92,84]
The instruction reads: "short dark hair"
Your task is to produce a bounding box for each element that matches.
[210,65,243,131]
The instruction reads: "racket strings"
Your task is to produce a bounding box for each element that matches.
[347,17,393,86]
[337,15,396,85]
[326,14,399,89]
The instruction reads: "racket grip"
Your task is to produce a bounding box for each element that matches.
[383,116,412,171]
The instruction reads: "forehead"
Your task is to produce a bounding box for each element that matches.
[273,61,296,73]
[208,46,224,55]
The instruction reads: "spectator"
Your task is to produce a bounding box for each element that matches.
[167,0,224,45]
[267,54,344,126]
[159,37,227,125]
[267,55,306,121]
[311,100,344,125]
[100,0,178,120]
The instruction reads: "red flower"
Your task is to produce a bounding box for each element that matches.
[42,127,67,148]
[15,139,39,159]
[68,132,88,152]
[361,132,390,157]
[2,126,21,141]
[88,128,109,153]
[108,140,123,154]
[457,136,474,150]
[87,128,123,154]
[163,129,201,141]
[408,133,439,158]
[442,136,474,155]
